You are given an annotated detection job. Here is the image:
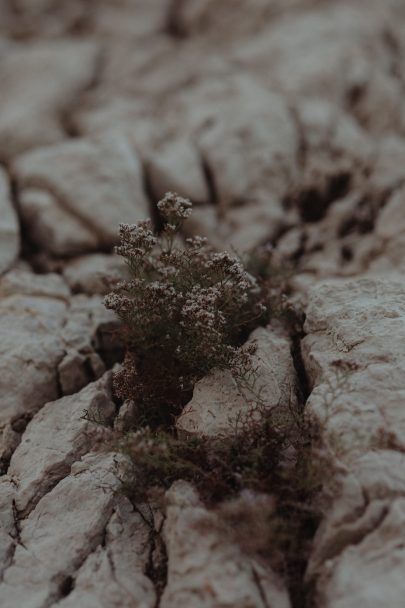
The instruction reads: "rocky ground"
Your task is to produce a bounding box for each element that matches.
[1,0,405,606]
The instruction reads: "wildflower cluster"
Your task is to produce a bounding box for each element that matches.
[104,192,268,426]
[99,193,329,595]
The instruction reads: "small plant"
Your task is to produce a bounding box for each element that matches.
[118,405,290,505]
[100,192,336,607]
[104,192,268,428]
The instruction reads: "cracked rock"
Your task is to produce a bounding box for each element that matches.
[161,481,291,608]
[9,373,115,519]
[0,453,125,608]
[55,498,156,608]
[302,277,405,605]
[302,277,405,454]
[146,138,210,204]
[0,39,99,160]
[177,326,296,437]
[0,282,67,465]
[197,78,298,206]
[15,132,149,255]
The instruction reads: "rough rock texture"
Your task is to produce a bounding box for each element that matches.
[0,269,118,468]
[196,78,298,207]
[1,0,405,605]
[0,276,67,466]
[15,133,149,255]
[177,326,296,437]
[302,278,405,453]
[302,278,405,606]
[62,253,125,295]
[146,138,210,204]
[161,481,290,608]
[0,40,99,160]
[9,373,115,515]
[55,498,156,608]
[0,454,138,608]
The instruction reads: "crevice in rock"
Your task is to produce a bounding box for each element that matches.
[288,104,307,171]
[338,194,376,238]
[133,504,168,608]
[3,499,28,578]
[251,565,271,608]
[200,152,219,205]
[289,317,311,407]
[267,320,322,608]
[294,171,352,223]
[58,575,74,599]
[14,176,112,257]
[0,412,33,475]
[0,161,35,266]
[142,160,164,233]
[0,501,20,582]
[164,0,192,39]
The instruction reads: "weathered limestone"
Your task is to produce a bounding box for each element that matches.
[0,168,19,275]
[0,270,118,467]
[161,481,290,608]
[196,78,298,206]
[0,281,67,466]
[0,454,127,608]
[1,1,405,605]
[8,373,115,515]
[17,189,99,257]
[235,5,393,104]
[15,133,149,255]
[0,39,99,159]
[146,138,210,204]
[302,277,405,453]
[177,327,296,437]
[0,478,17,578]
[368,184,405,275]
[0,268,70,301]
[55,499,156,608]
[63,253,125,295]
[302,278,405,605]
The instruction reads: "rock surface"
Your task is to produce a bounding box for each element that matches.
[1,0,405,606]
[0,454,134,608]
[0,168,19,275]
[9,373,115,515]
[161,481,290,608]
[302,277,405,606]
[0,39,99,160]
[15,133,149,255]
[177,326,296,437]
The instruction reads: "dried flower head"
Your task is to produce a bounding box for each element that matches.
[157,191,192,223]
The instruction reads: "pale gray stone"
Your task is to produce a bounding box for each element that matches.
[0,39,99,159]
[0,167,19,275]
[55,498,156,608]
[63,254,124,295]
[177,327,296,437]
[161,481,291,608]
[9,374,115,515]
[15,132,149,255]
[302,278,405,605]
[147,139,210,204]
[0,454,125,608]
